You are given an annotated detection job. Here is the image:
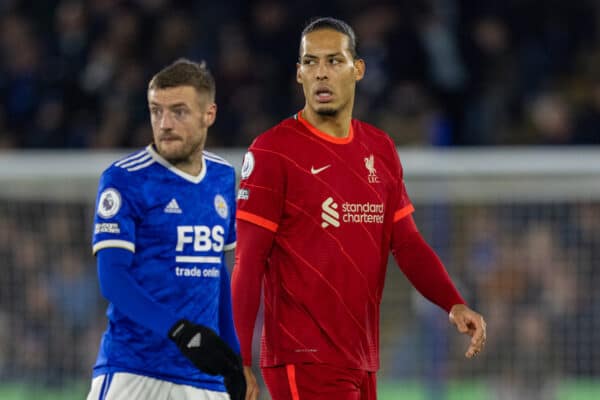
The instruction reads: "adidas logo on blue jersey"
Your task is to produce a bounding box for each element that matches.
[164,198,182,214]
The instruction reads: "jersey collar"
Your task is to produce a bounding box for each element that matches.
[147,144,207,184]
[296,110,354,144]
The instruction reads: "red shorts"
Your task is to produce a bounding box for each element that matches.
[262,364,376,400]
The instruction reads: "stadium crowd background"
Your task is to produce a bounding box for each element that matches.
[1,1,600,399]
[2,0,600,149]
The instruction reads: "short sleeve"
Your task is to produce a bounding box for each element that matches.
[92,168,139,254]
[390,143,414,223]
[236,142,286,232]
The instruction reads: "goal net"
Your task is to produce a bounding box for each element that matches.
[0,148,598,399]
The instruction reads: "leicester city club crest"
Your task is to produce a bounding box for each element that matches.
[214,194,228,219]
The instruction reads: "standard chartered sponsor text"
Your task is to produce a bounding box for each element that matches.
[342,201,384,224]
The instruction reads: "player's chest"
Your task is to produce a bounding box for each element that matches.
[286,147,394,204]
[138,185,232,237]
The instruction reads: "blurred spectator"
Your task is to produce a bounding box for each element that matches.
[462,16,518,145]
[525,92,574,144]
[375,81,437,145]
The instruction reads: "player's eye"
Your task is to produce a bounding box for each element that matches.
[302,59,317,65]
[173,108,187,118]
[150,108,161,117]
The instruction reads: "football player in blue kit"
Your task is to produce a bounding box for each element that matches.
[87,59,245,400]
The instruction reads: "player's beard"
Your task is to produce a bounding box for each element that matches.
[158,136,205,167]
[316,107,338,117]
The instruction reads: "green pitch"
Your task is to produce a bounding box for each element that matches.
[1,380,599,399]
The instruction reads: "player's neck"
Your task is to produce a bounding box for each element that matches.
[159,146,204,177]
[302,106,353,138]
[172,158,203,176]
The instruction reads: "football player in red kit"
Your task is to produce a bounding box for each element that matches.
[232,17,486,400]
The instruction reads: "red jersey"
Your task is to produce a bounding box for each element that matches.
[236,112,414,371]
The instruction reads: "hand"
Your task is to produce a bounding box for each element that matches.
[242,366,259,400]
[169,319,242,376]
[449,304,487,358]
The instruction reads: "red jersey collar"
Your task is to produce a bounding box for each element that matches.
[296,110,354,144]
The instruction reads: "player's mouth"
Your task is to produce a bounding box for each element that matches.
[160,135,182,143]
[315,87,334,103]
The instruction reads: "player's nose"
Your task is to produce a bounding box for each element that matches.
[159,111,174,129]
[315,60,328,80]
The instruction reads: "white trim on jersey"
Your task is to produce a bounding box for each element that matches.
[115,150,148,167]
[223,242,236,251]
[127,159,156,171]
[93,240,135,254]
[203,151,232,166]
[147,145,207,184]
[119,153,152,169]
[175,256,222,264]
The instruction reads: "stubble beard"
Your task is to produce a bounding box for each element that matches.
[316,107,338,117]
[158,138,204,167]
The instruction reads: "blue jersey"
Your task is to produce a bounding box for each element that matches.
[91,145,237,390]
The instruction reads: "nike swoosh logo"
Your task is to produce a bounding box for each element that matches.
[311,165,331,175]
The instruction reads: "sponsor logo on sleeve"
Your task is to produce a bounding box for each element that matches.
[94,223,121,234]
[97,188,121,219]
[237,188,250,200]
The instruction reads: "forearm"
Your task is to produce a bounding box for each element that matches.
[232,219,273,365]
[97,247,179,336]
[219,257,241,354]
[391,216,465,313]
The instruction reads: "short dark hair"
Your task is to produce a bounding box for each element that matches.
[300,17,358,59]
[148,58,215,102]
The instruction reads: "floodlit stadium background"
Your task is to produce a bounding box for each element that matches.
[1,1,600,399]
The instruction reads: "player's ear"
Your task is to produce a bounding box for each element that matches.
[205,103,217,127]
[354,58,365,82]
[296,62,303,84]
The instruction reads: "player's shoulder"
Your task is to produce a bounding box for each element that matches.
[354,119,393,141]
[354,119,397,149]
[203,150,233,167]
[250,115,300,150]
[203,150,235,174]
[102,146,155,180]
